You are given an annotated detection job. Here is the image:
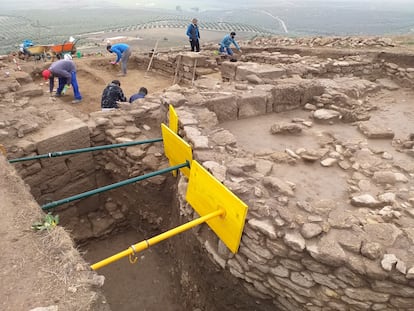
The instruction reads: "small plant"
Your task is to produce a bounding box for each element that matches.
[32,213,59,231]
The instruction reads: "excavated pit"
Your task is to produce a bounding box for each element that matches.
[2,37,414,311]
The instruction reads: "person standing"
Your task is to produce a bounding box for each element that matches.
[42,59,82,104]
[107,43,131,76]
[219,32,242,56]
[101,80,127,110]
[186,18,200,52]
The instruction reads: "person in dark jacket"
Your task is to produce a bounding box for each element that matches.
[42,59,82,104]
[129,87,148,103]
[106,43,131,76]
[101,80,127,110]
[186,18,200,52]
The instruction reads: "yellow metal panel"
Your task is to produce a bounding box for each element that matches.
[161,123,192,178]
[186,160,248,253]
[169,105,179,134]
[168,105,179,177]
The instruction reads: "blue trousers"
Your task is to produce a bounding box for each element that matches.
[219,46,233,56]
[57,71,82,100]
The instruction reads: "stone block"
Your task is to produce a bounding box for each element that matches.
[220,62,238,80]
[334,266,366,287]
[236,63,286,81]
[242,235,274,260]
[358,122,395,139]
[290,271,315,288]
[306,237,347,267]
[272,84,303,112]
[36,116,90,161]
[372,280,414,297]
[237,92,267,119]
[180,53,207,67]
[13,71,33,84]
[344,288,389,303]
[390,297,414,309]
[283,232,306,252]
[248,218,277,239]
[204,95,238,122]
[210,129,237,146]
[15,84,43,97]
[53,175,96,201]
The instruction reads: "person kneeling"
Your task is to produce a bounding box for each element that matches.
[129,87,148,103]
[101,80,127,111]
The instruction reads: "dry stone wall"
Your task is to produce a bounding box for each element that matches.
[162,85,414,311]
[226,51,414,88]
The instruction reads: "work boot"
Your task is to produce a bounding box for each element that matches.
[71,99,82,104]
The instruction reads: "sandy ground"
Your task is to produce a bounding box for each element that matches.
[36,55,173,115]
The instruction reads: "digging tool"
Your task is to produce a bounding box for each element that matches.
[172,54,182,85]
[144,40,159,78]
[191,58,197,86]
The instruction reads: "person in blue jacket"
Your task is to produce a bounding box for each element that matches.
[219,32,242,56]
[129,87,148,103]
[186,18,200,52]
[107,43,131,76]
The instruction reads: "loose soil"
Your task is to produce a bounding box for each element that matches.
[81,228,182,311]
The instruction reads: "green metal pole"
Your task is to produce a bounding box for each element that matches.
[8,138,163,164]
[41,162,189,210]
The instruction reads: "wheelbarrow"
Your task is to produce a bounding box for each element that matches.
[25,45,52,61]
[49,38,79,59]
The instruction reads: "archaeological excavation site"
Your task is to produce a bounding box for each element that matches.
[1,36,414,311]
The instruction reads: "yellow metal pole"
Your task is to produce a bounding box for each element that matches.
[91,209,225,270]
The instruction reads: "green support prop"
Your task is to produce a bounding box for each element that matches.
[41,162,189,210]
[8,138,163,163]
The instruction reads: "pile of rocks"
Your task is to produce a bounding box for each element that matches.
[249,36,397,48]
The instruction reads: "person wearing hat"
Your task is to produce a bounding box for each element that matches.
[106,43,131,76]
[101,80,127,111]
[219,31,242,56]
[186,18,200,52]
[42,59,82,104]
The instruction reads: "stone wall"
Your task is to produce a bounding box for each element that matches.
[8,110,98,216]
[165,92,414,311]
[222,52,414,88]
[131,51,218,83]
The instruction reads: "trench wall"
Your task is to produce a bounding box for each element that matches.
[6,46,414,311]
[169,98,414,311]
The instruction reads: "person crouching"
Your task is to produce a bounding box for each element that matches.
[101,80,127,111]
[129,87,148,103]
[42,59,82,104]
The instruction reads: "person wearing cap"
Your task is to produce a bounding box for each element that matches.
[219,32,242,56]
[101,80,127,111]
[106,43,131,76]
[129,87,148,103]
[186,18,200,52]
[42,59,82,104]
